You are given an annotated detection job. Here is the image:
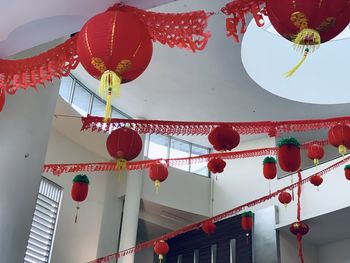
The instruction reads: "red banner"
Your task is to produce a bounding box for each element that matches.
[86,155,350,263]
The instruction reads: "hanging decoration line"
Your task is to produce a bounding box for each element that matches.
[43,139,327,176]
[87,155,350,263]
[0,35,79,93]
[81,114,350,136]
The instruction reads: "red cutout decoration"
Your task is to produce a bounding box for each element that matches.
[106,127,143,173]
[307,144,324,166]
[149,162,168,193]
[278,191,292,206]
[201,220,216,236]
[344,165,350,180]
[71,174,89,223]
[154,240,169,263]
[207,157,226,174]
[77,5,153,120]
[328,124,350,155]
[290,221,309,263]
[278,138,301,172]
[208,125,240,151]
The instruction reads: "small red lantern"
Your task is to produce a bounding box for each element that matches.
[290,221,309,263]
[307,144,325,166]
[278,138,301,172]
[266,0,350,76]
[208,125,240,151]
[278,191,292,207]
[77,5,153,120]
[328,124,350,155]
[154,240,169,263]
[263,156,277,180]
[106,127,143,172]
[149,162,168,193]
[0,88,5,112]
[241,211,253,232]
[71,174,90,223]
[310,175,323,190]
[207,157,226,174]
[344,165,350,180]
[201,220,216,236]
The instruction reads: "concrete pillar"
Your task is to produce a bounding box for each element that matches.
[0,78,60,261]
[118,136,145,263]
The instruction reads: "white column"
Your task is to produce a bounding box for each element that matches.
[118,136,145,263]
[0,80,60,262]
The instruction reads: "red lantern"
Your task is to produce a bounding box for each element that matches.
[208,125,240,151]
[290,221,309,263]
[310,175,323,189]
[344,165,350,180]
[201,220,216,236]
[266,0,350,76]
[154,240,169,263]
[149,162,168,192]
[278,138,301,172]
[263,156,277,180]
[106,127,143,172]
[307,144,324,166]
[71,174,90,223]
[328,124,350,155]
[207,157,226,174]
[241,211,253,232]
[0,88,5,112]
[77,5,153,120]
[278,191,292,207]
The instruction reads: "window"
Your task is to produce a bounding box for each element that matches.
[90,97,106,117]
[147,134,169,160]
[59,76,73,102]
[169,138,190,171]
[71,83,91,116]
[191,145,210,176]
[24,177,63,263]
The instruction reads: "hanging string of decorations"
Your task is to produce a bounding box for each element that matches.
[81,115,350,137]
[86,155,350,263]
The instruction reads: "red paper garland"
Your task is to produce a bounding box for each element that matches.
[86,155,350,263]
[81,114,350,137]
[221,0,266,42]
[0,35,79,93]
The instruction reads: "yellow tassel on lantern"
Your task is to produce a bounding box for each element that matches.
[116,158,127,180]
[155,180,161,194]
[159,254,164,263]
[313,158,319,166]
[99,70,121,122]
[339,145,347,156]
[285,48,309,77]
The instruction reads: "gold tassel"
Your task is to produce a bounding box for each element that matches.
[313,158,319,166]
[159,254,163,263]
[155,180,161,194]
[284,48,309,77]
[116,159,127,181]
[99,70,121,122]
[339,145,347,156]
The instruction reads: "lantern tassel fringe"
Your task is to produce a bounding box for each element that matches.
[75,203,80,224]
[155,180,161,194]
[339,145,347,156]
[159,254,164,263]
[116,159,127,181]
[99,70,121,122]
[284,48,309,77]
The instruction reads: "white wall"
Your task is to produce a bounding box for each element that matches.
[319,238,350,263]
[213,136,350,228]
[44,128,123,263]
[279,231,318,263]
[142,165,211,217]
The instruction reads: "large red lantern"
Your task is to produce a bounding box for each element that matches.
[208,125,240,151]
[278,191,292,207]
[201,220,217,236]
[290,221,309,263]
[307,144,325,166]
[263,156,277,180]
[77,5,153,120]
[278,138,301,172]
[149,162,168,192]
[344,165,350,180]
[266,0,350,76]
[154,240,169,263]
[328,124,350,155]
[71,174,90,223]
[207,157,226,174]
[106,127,143,171]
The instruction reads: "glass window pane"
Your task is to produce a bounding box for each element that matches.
[59,76,73,102]
[191,145,210,176]
[147,134,169,159]
[169,138,190,171]
[91,97,106,117]
[71,83,91,116]
[112,109,127,119]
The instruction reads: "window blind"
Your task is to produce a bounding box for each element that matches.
[24,177,63,263]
